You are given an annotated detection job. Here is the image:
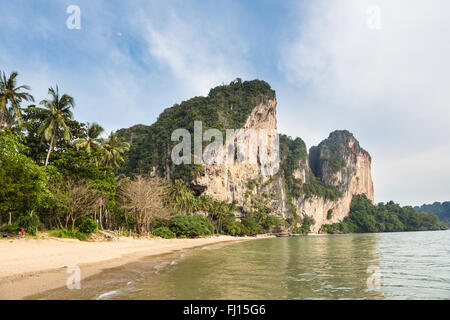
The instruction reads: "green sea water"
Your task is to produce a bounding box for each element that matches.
[33,230,450,300]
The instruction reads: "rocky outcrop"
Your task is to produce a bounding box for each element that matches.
[119,79,374,233]
[300,131,374,232]
[193,97,278,213]
[193,99,374,233]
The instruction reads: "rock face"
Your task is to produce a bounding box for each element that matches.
[302,131,374,232]
[193,98,374,233]
[118,79,374,233]
[193,97,278,212]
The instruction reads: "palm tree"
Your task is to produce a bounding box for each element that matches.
[0,71,34,128]
[198,195,213,213]
[169,179,196,214]
[37,86,75,166]
[100,132,130,168]
[3,107,16,130]
[74,122,104,154]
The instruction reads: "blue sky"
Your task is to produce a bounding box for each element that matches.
[1,0,449,206]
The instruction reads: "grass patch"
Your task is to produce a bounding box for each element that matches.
[48,228,90,241]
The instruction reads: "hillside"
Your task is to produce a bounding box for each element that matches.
[415,202,450,223]
[116,79,275,179]
[117,79,374,232]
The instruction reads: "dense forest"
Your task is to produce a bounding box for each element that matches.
[415,202,450,224]
[321,195,446,233]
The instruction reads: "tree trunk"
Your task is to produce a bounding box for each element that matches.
[107,210,111,229]
[45,134,55,166]
[8,212,12,225]
[0,98,6,129]
[64,215,70,229]
[99,203,103,230]
[56,215,64,229]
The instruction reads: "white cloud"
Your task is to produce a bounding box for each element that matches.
[138,8,250,95]
[374,142,450,206]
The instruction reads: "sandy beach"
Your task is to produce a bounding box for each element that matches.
[0,235,258,300]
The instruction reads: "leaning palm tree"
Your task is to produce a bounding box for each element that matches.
[37,86,75,166]
[74,122,104,154]
[0,71,34,128]
[99,132,130,168]
[169,179,197,214]
[3,106,22,135]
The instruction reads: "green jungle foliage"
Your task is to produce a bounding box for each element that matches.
[0,130,48,224]
[152,226,176,239]
[279,134,342,207]
[16,212,41,235]
[116,79,275,180]
[309,130,353,177]
[49,228,89,241]
[170,214,215,238]
[302,171,343,201]
[78,217,99,234]
[414,202,450,223]
[321,195,447,234]
[292,216,316,234]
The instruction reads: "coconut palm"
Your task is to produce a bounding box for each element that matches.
[169,179,197,214]
[74,122,104,154]
[37,86,75,166]
[0,71,34,128]
[99,132,130,168]
[3,106,16,129]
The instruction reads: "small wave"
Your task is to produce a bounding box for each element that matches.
[96,290,119,300]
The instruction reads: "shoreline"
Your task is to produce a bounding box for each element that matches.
[0,235,270,300]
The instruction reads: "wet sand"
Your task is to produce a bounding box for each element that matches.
[0,235,263,299]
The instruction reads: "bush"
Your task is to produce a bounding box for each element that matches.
[292,227,307,234]
[49,228,88,241]
[78,218,98,234]
[320,195,446,234]
[0,223,19,233]
[261,214,283,231]
[17,213,41,236]
[151,217,172,229]
[152,226,176,239]
[241,216,262,236]
[170,215,214,238]
[292,216,316,234]
[223,221,243,236]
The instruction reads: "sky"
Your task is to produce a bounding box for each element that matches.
[0,0,449,206]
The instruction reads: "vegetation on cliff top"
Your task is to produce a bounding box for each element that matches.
[310,130,369,176]
[116,78,275,179]
[279,134,342,203]
[321,195,447,234]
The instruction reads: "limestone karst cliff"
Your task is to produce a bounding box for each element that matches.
[117,79,374,233]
